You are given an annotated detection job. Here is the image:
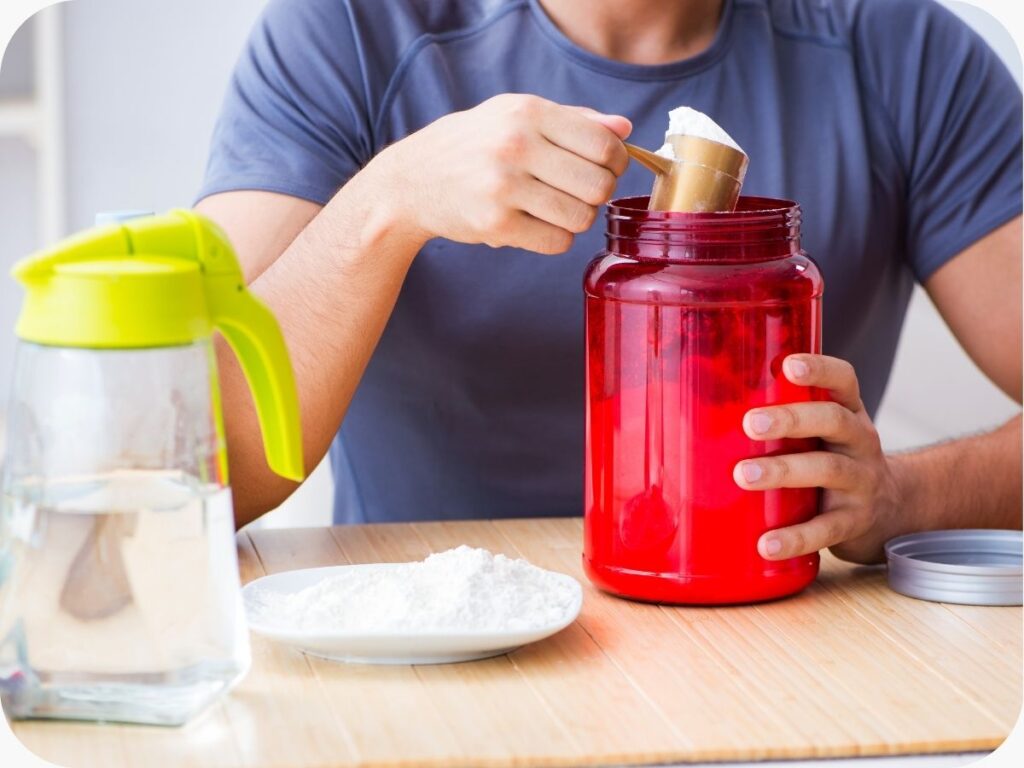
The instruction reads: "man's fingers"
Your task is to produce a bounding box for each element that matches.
[569,105,633,141]
[537,103,631,174]
[485,210,573,255]
[734,451,867,491]
[523,137,620,206]
[743,400,864,446]
[757,509,861,560]
[783,354,864,412]
[515,178,598,234]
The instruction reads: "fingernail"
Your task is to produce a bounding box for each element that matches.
[749,413,773,435]
[740,462,763,483]
[763,538,783,557]
[787,359,810,379]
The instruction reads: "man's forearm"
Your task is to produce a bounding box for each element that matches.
[216,150,425,525]
[889,416,1022,537]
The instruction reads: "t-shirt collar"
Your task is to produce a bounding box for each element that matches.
[526,0,737,81]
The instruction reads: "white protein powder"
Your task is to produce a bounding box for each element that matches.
[655,105,743,158]
[248,546,580,633]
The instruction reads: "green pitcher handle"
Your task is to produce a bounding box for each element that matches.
[116,210,305,482]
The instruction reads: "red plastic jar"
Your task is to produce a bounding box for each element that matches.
[583,195,824,604]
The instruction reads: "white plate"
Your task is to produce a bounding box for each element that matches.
[242,563,583,665]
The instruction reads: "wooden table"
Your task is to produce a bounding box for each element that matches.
[12,519,1022,768]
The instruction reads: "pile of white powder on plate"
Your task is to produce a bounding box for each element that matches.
[655,106,743,158]
[247,546,581,634]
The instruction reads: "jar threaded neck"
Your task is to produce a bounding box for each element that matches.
[605,195,802,263]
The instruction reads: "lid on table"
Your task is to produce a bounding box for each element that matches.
[884,529,1022,606]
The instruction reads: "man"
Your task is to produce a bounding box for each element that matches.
[196,0,1022,564]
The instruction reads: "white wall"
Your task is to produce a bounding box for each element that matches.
[0,0,333,528]
[0,0,1020,528]
[58,0,263,230]
[0,0,267,399]
[0,15,38,417]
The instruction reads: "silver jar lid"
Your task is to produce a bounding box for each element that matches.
[884,529,1023,606]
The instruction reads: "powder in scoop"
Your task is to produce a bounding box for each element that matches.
[247,546,580,633]
[655,106,742,158]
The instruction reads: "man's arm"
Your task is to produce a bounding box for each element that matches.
[199,191,321,284]
[198,173,421,527]
[888,216,1022,541]
[198,95,632,526]
[735,216,1022,563]
[925,217,1022,401]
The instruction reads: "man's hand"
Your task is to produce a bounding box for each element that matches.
[373,94,632,254]
[732,354,904,564]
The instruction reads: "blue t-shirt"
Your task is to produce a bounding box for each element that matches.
[199,0,1022,524]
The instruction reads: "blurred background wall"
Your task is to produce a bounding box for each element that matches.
[0,0,1020,528]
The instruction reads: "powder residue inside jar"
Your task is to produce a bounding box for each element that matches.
[247,546,580,633]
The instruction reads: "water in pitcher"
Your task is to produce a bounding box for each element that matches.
[0,470,249,724]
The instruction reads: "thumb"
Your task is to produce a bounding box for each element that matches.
[573,106,633,140]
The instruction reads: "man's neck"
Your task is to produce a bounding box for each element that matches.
[538,0,725,65]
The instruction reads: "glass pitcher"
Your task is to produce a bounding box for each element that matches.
[583,196,823,605]
[0,211,304,725]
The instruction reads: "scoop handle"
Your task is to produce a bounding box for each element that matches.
[625,143,674,176]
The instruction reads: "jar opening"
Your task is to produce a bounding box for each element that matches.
[608,195,800,227]
[605,195,802,263]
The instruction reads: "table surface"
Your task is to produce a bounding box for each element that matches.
[11,518,1022,768]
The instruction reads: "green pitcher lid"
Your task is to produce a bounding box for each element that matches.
[11,210,306,482]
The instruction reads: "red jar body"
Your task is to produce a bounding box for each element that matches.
[583,196,824,604]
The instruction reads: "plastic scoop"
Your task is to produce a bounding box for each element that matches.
[626,134,749,212]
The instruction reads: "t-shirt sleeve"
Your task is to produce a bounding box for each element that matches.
[853,0,1022,282]
[197,0,375,206]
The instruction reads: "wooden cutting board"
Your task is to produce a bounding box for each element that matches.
[12,518,1021,768]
